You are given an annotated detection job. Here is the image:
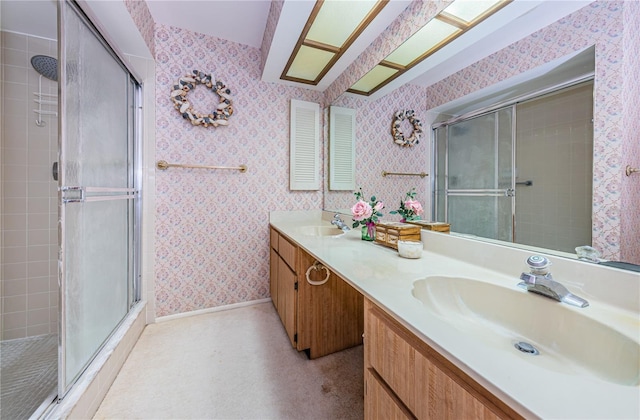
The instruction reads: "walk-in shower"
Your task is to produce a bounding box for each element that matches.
[1,1,142,417]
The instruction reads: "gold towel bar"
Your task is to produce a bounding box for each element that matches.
[625,165,639,177]
[382,170,428,178]
[156,160,247,173]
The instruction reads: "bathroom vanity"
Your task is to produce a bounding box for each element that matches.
[269,210,640,419]
[270,225,363,358]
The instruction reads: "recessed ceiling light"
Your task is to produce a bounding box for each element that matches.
[281,0,387,85]
[348,0,511,96]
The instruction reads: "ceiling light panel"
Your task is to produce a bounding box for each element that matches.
[349,65,399,94]
[348,0,511,95]
[384,19,461,67]
[442,0,503,23]
[286,45,335,81]
[307,0,380,47]
[281,0,387,85]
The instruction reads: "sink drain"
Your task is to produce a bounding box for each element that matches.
[514,341,539,355]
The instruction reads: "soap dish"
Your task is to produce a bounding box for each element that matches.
[397,240,422,259]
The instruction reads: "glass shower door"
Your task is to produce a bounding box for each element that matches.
[58,1,139,396]
[435,108,514,242]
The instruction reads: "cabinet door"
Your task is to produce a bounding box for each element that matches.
[298,248,364,358]
[365,368,415,420]
[269,248,278,309]
[364,299,518,420]
[277,256,297,347]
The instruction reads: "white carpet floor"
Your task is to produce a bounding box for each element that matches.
[94,302,364,419]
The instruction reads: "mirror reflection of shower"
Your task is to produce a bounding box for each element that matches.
[30,55,58,127]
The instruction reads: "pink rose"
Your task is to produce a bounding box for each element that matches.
[374,201,384,212]
[351,200,373,221]
[404,199,423,215]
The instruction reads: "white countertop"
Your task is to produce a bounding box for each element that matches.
[270,210,640,420]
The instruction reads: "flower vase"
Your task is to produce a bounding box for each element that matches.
[361,223,375,241]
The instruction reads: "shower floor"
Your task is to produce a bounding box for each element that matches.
[0,333,58,419]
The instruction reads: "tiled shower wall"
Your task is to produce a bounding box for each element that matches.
[1,31,58,340]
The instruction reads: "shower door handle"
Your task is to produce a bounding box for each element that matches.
[61,186,137,203]
[52,162,58,181]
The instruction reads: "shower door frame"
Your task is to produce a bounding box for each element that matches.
[57,0,142,398]
[432,107,516,242]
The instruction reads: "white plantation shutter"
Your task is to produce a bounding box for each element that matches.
[290,99,320,190]
[329,106,356,191]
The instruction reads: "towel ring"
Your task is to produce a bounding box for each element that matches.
[305,261,330,286]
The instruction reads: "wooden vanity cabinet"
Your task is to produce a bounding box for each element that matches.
[269,226,364,358]
[270,227,298,347]
[364,298,522,420]
[297,247,364,359]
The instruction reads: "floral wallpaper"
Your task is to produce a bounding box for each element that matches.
[260,0,283,75]
[154,24,324,317]
[325,85,429,218]
[424,1,633,262]
[123,0,155,58]
[621,1,640,264]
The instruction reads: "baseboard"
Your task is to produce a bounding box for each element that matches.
[155,298,273,323]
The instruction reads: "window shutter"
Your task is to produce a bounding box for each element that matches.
[290,99,320,190]
[329,106,356,191]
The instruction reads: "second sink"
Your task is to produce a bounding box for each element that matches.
[296,225,345,237]
[411,276,639,386]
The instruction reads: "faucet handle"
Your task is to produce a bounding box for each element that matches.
[526,255,551,274]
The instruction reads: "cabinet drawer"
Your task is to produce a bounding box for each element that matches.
[365,368,415,420]
[365,299,517,420]
[278,234,297,270]
[270,227,279,252]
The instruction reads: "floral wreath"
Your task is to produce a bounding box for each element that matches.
[170,70,233,127]
[391,109,422,147]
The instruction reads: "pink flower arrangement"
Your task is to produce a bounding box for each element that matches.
[351,188,384,236]
[390,188,424,222]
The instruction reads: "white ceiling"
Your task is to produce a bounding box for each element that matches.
[145,0,272,49]
[1,0,594,100]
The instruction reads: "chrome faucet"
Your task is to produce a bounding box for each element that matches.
[518,255,589,308]
[330,214,351,232]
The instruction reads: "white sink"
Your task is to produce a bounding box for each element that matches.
[296,225,345,237]
[412,276,640,386]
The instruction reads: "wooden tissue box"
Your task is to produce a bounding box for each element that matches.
[404,220,451,233]
[374,222,421,249]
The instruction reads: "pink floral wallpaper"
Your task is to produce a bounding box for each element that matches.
[260,0,283,75]
[325,85,429,218]
[123,0,155,58]
[424,1,634,262]
[621,1,640,264]
[154,24,324,317]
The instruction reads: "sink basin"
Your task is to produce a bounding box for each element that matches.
[412,276,640,386]
[296,225,345,237]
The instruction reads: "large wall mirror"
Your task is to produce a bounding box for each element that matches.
[322,1,640,268]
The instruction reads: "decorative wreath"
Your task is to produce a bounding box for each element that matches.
[170,70,233,127]
[391,109,423,147]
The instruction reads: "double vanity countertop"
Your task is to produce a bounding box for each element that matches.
[270,210,640,420]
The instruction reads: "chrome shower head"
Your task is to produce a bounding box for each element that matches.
[30,55,58,81]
